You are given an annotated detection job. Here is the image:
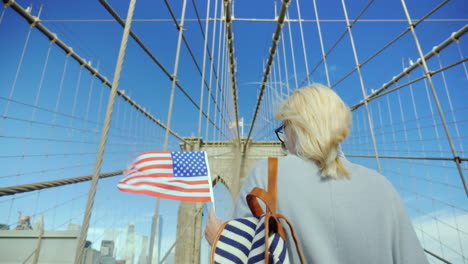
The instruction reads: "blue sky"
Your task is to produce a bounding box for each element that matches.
[0,0,467,263]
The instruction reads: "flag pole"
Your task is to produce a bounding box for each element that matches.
[205,151,216,211]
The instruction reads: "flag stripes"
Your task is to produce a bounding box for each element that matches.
[118,151,213,202]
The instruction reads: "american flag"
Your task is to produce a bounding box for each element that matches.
[117,151,214,202]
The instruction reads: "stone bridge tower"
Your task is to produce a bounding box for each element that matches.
[174,138,285,263]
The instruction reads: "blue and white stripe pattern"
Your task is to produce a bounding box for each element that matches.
[213,215,290,264]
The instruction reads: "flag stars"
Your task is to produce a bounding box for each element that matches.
[172,151,208,177]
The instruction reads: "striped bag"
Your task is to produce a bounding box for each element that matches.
[210,157,305,264]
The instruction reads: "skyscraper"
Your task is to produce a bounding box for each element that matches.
[122,224,136,264]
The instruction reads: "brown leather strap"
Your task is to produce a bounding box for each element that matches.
[247,157,279,217]
[264,214,271,264]
[267,157,278,214]
[247,188,273,217]
[277,214,306,264]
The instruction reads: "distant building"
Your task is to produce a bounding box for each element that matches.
[122,224,136,264]
[151,216,163,264]
[100,240,115,257]
[100,256,116,264]
[138,236,148,264]
[82,247,100,264]
[67,223,82,231]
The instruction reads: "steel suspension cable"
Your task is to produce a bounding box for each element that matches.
[245,0,291,148]
[311,0,331,86]
[341,0,381,171]
[301,0,374,87]
[3,0,185,142]
[190,0,231,136]
[223,0,241,143]
[150,3,189,263]
[275,33,286,100]
[74,0,137,262]
[294,0,311,86]
[280,29,292,94]
[0,12,33,134]
[456,41,468,79]
[330,0,450,89]
[205,0,220,140]
[162,0,220,116]
[98,0,220,135]
[286,13,299,89]
[197,0,212,138]
[0,171,123,197]
[213,4,225,141]
[436,55,465,154]
[400,0,467,197]
[351,25,467,111]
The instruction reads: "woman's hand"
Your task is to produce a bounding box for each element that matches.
[204,208,222,246]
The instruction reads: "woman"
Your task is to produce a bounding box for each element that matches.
[205,84,428,263]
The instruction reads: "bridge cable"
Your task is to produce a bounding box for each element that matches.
[456,41,468,79]
[400,0,467,196]
[350,25,467,111]
[212,3,226,142]
[280,24,292,94]
[331,0,450,90]
[205,0,220,140]
[340,0,381,171]
[158,207,204,264]
[0,15,33,134]
[0,171,123,197]
[300,0,374,88]
[163,0,228,133]
[2,0,186,142]
[223,0,241,143]
[436,55,465,154]
[311,0,331,87]
[197,0,212,139]
[245,0,291,149]
[294,0,311,86]
[98,0,224,137]
[286,13,299,89]
[75,0,137,262]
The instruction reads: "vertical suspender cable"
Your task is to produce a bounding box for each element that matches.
[286,13,299,89]
[0,18,34,133]
[213,4,225,141]
[294,0,311,85]
[223,0,240,143]
[245,0,291,150]
[206,0,220,140]
[150,1,188,263]
[162,0,188,151]
[311,0,331,87]
[400,0,467,196]
[340,0,381,172]
[197,0,212,138]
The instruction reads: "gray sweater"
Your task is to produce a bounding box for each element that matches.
[232,155,429,264]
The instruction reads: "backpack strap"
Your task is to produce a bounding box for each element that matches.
[247,157,279,217]
[254,157,306,264]
[267,157,278,213]
[277,214,306,264]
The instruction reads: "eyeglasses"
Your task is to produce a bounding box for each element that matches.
[275,124,285,143]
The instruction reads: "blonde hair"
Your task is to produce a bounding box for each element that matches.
[275,84,351,178]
